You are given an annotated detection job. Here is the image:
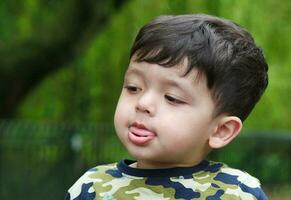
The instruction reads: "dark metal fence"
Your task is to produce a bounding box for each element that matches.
[0,120,290,199]
[0,120,128,200]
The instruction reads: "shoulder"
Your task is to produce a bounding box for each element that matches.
[206,161,268,200]
[213,162,261,188]
[65,162,117,200]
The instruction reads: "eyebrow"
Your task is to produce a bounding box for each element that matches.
[161,79,193,97]
[125,68,145,78]
[125,67,192,96]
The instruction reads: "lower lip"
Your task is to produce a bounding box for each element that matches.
[128,127,156,146]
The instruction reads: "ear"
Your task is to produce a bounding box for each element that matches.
[209,116,242,149]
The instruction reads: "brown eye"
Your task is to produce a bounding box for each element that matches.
[165,95,185,104]
[124,85,141,93]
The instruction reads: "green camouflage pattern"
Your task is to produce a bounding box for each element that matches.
[66,160,268,200]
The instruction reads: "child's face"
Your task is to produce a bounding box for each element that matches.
[114,58,218,168]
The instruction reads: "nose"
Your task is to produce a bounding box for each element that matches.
[135,91,156,116]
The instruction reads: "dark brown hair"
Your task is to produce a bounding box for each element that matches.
[130,14,268,121]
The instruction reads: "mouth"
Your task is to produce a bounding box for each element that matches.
[128,122,156,145]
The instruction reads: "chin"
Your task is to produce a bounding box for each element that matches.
[128,149,163,162]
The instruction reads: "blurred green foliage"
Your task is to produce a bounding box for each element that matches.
[3,0,288,130]
[0,0,291,199]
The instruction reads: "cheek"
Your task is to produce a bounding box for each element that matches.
[158,109,208,140]
[158,108,192,128]
[158,112,190,140]
[114,97,132,129]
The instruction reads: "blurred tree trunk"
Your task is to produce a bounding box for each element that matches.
[0,0,127,118]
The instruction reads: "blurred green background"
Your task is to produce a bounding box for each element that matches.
[0,0,290,199]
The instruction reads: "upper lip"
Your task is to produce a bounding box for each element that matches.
[129,122,157,136]
[130,122,149,130]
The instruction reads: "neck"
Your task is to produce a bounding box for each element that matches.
[134,159,203,169]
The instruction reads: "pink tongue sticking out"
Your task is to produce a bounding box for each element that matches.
[128,126,156,146]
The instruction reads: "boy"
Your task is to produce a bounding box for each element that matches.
[66,14,268,199]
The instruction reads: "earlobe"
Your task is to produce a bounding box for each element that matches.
[209,116,242,149]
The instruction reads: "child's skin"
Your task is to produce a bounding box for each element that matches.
[66,14,269,200]
[114,57,242,169]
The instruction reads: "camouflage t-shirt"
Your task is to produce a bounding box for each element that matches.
[65,159,268,200]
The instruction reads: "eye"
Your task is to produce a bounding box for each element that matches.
[165,95,185,104]
[124,85,141,94]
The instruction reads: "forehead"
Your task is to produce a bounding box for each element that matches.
[126,58,206,88]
